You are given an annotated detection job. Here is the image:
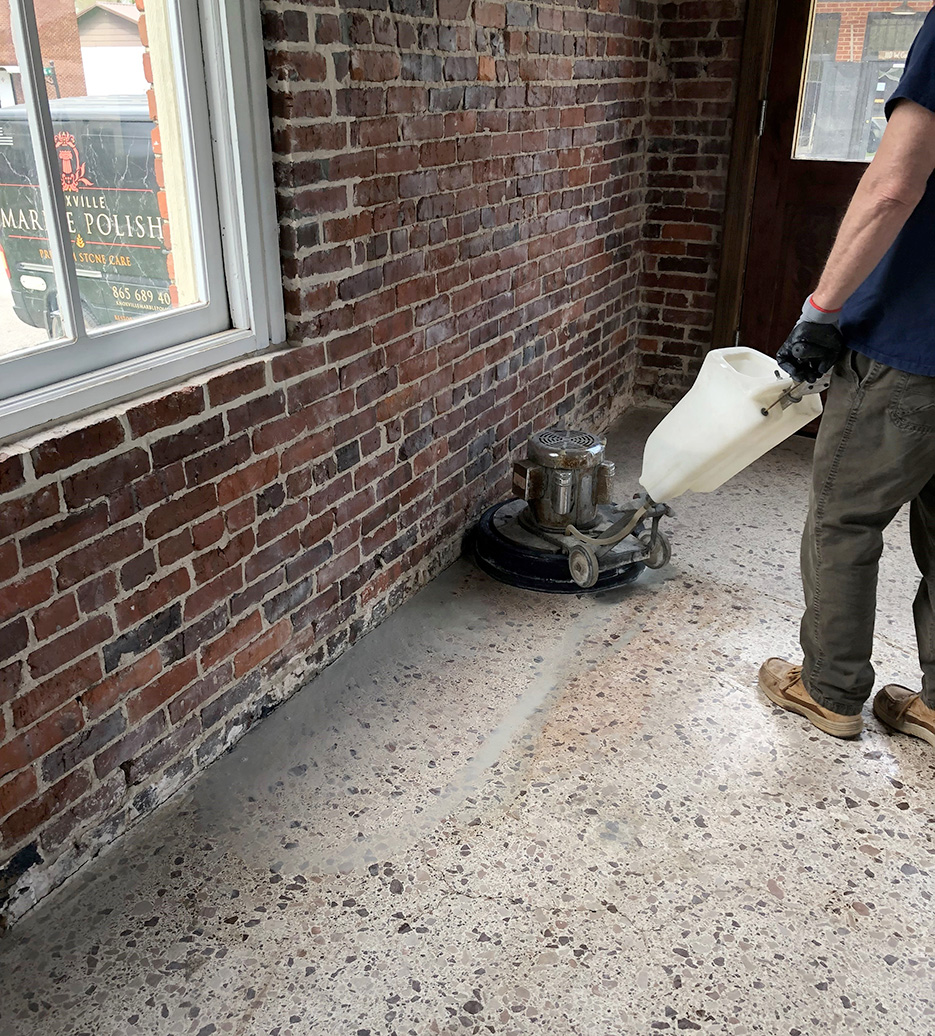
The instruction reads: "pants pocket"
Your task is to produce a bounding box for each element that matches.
[889,370,935,434]
[847,349,877,387]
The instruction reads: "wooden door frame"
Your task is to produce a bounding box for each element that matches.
[710,0,781,353]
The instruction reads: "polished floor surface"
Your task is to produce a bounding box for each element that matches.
[1,408,933,1036]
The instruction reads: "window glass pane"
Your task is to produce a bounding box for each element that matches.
[0,3,62,355]
[0,0,206,342]
[794,0,935,163]
[0,108,59,356]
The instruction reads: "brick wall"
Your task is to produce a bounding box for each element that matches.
[816,1,932,63]
[0,0,87,101]
[635,0,746,402]
[0,0,663,927]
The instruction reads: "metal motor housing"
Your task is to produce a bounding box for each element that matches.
[473,424,672,593]
[512,428,616,532]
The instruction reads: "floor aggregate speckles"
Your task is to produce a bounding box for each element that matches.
[1,407,934,1035]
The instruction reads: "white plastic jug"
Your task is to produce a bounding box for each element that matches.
[639,346,823,502]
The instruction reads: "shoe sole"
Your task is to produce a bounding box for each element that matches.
[872,701,935,748]
[759,675,863,738]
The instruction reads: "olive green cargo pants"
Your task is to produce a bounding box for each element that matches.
[800,349,935,715]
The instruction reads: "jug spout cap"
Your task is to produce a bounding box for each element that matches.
[634,487,675,516]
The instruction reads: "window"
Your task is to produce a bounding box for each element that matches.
[864,9,928,59]
[794,1,935,163]
[0,0,284,441]
[796,14,841,156]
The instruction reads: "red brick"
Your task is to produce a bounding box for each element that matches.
[93,711,166,778]
[115,568,191,631]
[661,222,713,242]
[1,767,91,845]
[0,767,37,821]
[266,48,327,84]
[14,656,102,735]
[32,593,79,642]
[286,370,341,413]
[168,662,233,726]
[252,412,310,455]
[82,649,162,720]
[318,542,363,589]
[127,386,205,437]
[281,428,335,474]
[0,541,17,584]
[233,618,291,678]
[63,449,152,510]
[42,708,127,784]
[123,714,200,786]
[57,525,144,590]
[475,1,505,26]
[151,416,225,469]
[0,701,84,780]
[120,549,157,591]
[224,498,256,534]
[32,419,126,477]
[0,454,25,495]
[227,391,286,435]
[184,436,252,487]
[145,485,218,541]
[256,499,309,548]
[77,571,119,614]
[324,211,373,243]
[286,87,333,120]
[0,569,53,624]
[294,184,349,215]
[20,503,109,566]
[192,513,226,551]
[201,612,263,672]
[218,455,279,506]
[270,342,325,383]
[350,50,401,82]
[315,12,341,43]
[0,485,60,538]
[126,656,198,724]
[27,616,112,681]
[289,122,348,153]
[207,362,267,407]
[158,528,194,568]
[39,770,124,854]
[230,567,284,619]
[184,566,244,621]
[0,661,21,705]
[192,529,256,585]
[127,462,186,510]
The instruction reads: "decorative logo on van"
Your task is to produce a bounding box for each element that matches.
[54,132,93,192]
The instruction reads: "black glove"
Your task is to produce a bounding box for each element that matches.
[776,321,845,385]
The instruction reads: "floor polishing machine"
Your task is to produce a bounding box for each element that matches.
[472,347,826,593]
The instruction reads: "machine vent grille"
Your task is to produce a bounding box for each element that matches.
[533,429,601,451]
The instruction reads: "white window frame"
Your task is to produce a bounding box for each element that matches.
[0,0,284,443]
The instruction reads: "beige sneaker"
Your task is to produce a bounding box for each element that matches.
[872,685,935,748]
[758,658,864,738]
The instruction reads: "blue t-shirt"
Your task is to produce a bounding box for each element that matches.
[840,10,935,376]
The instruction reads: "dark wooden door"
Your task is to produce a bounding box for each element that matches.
[739,0,866,358]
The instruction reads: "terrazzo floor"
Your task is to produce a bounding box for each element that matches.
[1,407,934,1036]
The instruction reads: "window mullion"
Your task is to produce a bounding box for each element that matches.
[9,0,87,342]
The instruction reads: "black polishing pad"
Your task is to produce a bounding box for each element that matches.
[470,500,644,594]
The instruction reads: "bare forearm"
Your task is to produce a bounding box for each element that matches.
[812,177,918,311]
[810,100,935,313]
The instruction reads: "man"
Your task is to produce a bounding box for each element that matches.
[758,9,935,750]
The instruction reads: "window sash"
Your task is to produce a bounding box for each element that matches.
[0,0,284,444]
[3,0,230,402]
